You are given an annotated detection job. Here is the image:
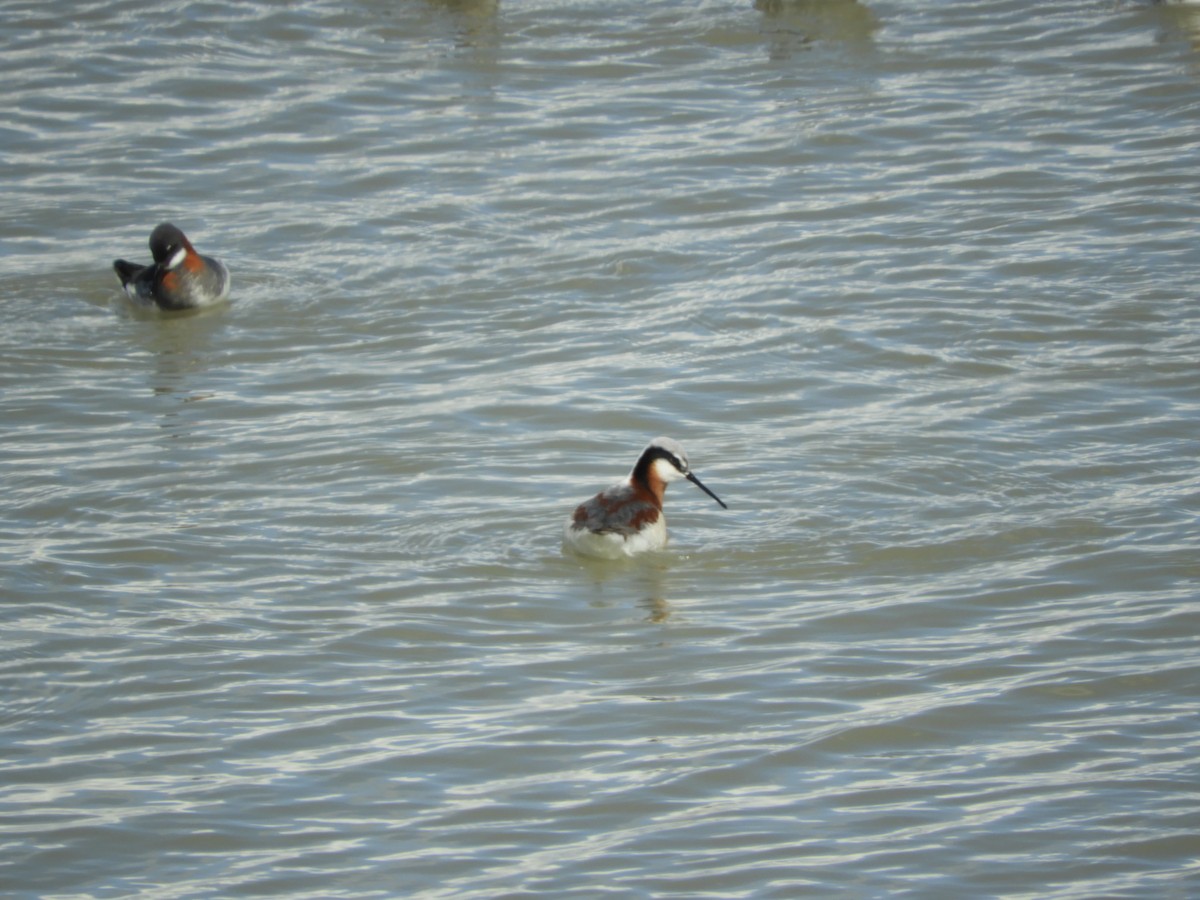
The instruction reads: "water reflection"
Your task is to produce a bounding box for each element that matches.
[1154,2,1200,51]
[123,310,229,439]
[427,0,499,16]
[754,0,879,58]
[432,0,500,50]
[573,553,673,621]
[637,595,671,624]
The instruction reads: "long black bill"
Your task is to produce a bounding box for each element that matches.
[687,472,728,509]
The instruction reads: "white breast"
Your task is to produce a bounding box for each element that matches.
[562,514,668,559]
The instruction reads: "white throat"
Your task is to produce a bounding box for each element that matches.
[651,456,687,483]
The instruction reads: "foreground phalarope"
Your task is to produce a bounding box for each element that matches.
[564,437,727,559]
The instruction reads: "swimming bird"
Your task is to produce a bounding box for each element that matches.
[113,222,230,311]
[563,436,727,559]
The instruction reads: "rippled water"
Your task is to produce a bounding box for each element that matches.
[3,0,1200,897]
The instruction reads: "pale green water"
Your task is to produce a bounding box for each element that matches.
[2,1,1199,897]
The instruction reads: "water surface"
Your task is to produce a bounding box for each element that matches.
[2,1,1199,897]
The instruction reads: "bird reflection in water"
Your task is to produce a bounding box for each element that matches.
[754,0,879,59]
